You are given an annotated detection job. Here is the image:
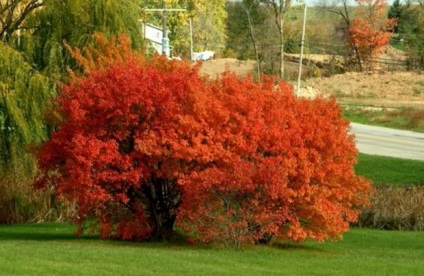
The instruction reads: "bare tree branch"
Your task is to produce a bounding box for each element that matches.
[0,0,43,42]
[240,0,261,79]
[260,0,292,79]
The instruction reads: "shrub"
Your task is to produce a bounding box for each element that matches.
[36,35,371,246]
[359,185,424,230]
[177,76,371,246]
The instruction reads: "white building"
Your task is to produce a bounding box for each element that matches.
[141,23,171,55]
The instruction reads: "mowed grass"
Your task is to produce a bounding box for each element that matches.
[1,223,424,275]
[355,153,424,186]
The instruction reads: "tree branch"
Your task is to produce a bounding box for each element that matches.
[0,0,43,42]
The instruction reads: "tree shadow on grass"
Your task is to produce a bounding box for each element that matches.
[0,223,200,249]
[0,223,98,242]
[0,223,326,252]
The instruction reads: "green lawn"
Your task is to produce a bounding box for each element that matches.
[355,153,424,186]
[343,105,424,133]
[0,223,423,275]
[1,153,423,274]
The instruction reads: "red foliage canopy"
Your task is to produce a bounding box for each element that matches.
[177,74,371,245]
[36,36,371,245]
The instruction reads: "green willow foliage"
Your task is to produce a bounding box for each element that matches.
[1,0,145,170]
[18,0,143,80]
[0,42,53,173]
[0,0,146,223]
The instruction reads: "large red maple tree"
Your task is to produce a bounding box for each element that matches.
[36,35,371,245]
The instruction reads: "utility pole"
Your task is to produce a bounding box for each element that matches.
[189,17,194,62]
[144,2,186,58]
[162,0,169,57]
[296,4,307,97]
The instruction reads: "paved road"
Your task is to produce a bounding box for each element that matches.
[350,123,424,161]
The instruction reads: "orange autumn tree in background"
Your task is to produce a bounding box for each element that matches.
[36,35,371,246]
[348,0,397,71]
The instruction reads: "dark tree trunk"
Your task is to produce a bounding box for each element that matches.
[142,177,182,241]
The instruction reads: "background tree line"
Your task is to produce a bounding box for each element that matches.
[388,0,424,68]
[226,0,424,74]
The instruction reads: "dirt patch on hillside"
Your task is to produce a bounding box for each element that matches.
[302,71,424,108]
[200,58,424,109]
[199,58,256,79]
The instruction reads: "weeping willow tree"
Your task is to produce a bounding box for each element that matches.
[0,43,52,170]
[0,42,54,223]
[17,0,144,80]
[2,0,145,166]
[1,0,146,223]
